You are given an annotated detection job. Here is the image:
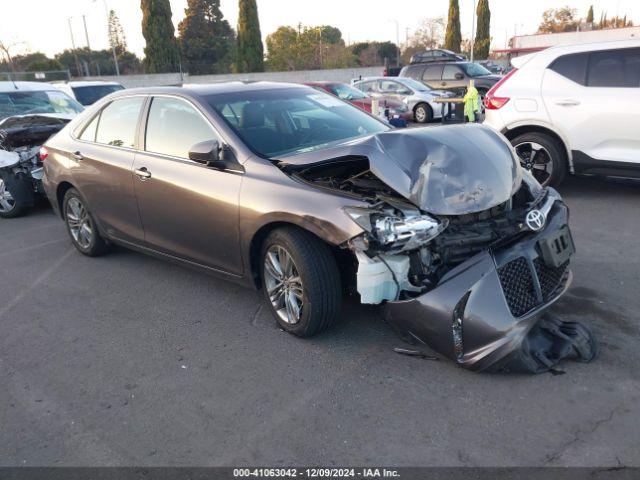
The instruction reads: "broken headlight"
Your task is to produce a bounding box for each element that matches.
[344,207,448,253]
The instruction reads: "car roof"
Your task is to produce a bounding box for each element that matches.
[513,38,640,68]
[0,81,63,93]
[108,81,312,99]
[56,81,123,87]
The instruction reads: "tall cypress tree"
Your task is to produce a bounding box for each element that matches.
[586,5,594,24]
[237,0,264,72]
[141,0,179,73]
[473,0,491,60]
[178,0,235,74]
[444,0,461,53]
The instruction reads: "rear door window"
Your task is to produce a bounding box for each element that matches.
[422,64,443,80]
[587,48,640,88]
[95,97,144,148]
[145,96,218,159]
[79,114,99,142]
[442,64,463,80]
[549,53,588,85]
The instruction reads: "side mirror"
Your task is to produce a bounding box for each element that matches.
[188,139,244,173]
[189,139,221,165]
[454,73,464,80]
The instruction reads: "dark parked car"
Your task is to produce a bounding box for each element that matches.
[400,60,502,95]
[42,82,595,373]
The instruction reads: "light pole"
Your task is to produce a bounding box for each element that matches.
[470,0,477,62]
[93,0,120,76]
[389,19,400,67]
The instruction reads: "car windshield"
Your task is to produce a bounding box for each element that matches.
[329,83,367,100]
[460,63,492,77]
[72,84,124,105]
[207,88,389,158]
[0,90,83,120]
[398,78,431,92]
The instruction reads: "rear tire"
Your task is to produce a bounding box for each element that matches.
[414,103,432,123]
[259,227,341,337]
[63,188,109,257]
[510,132,567,187]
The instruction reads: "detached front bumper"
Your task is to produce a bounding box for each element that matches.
[386,196,576,372]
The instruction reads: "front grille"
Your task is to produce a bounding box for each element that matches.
[534,258,569,301]
[498,256,569,317]
[497,257,538,317]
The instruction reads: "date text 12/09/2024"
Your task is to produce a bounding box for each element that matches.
[233,468,400,478]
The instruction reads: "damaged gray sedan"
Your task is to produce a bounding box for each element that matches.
[42,83,596,373]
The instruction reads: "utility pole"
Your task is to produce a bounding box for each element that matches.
[470,0,477,62]
[389,19,400,67]
[82,15,92,76]
[68,17,82,77]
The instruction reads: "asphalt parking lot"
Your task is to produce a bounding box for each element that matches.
[1,175,639,467]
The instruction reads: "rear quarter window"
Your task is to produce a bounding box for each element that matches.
[549,53,588,85]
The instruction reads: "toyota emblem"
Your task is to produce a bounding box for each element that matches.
[525,209,546,231]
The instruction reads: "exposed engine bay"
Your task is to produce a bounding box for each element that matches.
[284,125,596,373]
[0,115,69,218]
[293,155,545,304]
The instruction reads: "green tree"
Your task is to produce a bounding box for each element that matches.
[538,6,578,33]
[108,10,127,55]
[265,24,354,71]
[586,5,594,24]
[55,48,142,76]
[444,0,461,52]
[140,0,179,73]
[237,0,264,72]
[473,0,491,59]
[178,0,235,74]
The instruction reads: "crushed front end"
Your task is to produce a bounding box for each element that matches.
[287,125,596,373]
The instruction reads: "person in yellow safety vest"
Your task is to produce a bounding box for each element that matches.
[463,79,481,122]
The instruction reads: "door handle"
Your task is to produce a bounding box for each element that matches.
[72,151,84,162]
[441,82,447,86]
[555,99,580,106]
[134,167,152,181]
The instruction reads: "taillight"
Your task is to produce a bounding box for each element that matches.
[484,68,517,110]
[39,146,48,162]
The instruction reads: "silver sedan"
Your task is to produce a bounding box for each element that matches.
[352,76,450,123]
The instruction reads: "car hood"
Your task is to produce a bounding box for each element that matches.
[0,113,75,129]
[280,124,522,215]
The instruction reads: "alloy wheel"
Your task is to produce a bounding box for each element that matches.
[66,197,94,249]
[0,179,16,213]
[514,141,554,187]
[263,245,304,325]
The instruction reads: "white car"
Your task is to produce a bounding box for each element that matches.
[483,39,640,186]
[352,76,449,123]
[53,81,124,106]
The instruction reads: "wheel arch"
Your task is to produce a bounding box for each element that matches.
[502,124,573,173]
[55,181,76,218]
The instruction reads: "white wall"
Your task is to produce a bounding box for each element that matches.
[78,66,385,89]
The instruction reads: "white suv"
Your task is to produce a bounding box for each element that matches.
[483,39,640,186]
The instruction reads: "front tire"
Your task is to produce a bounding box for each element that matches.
[414,103,432,124]
[63,188,109,256]
[511,132,567,187]
[0,178,29,218]
[260,227,341,337]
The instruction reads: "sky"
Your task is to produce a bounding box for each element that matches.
[1,0,638,59]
